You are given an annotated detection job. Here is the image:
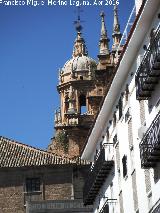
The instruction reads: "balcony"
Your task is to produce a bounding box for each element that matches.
[26,200,93,213]
[139,112,160,168]
[55,111,94,129]
[136,26,160,100]
[83,144,114,206]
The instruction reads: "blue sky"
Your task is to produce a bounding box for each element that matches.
[0,0,134,150]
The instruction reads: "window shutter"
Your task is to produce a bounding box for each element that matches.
[128,119,133,147]
[139,100,146,125]
[132,170,138,211]
[144,169,151,193]
[119,191,124,213]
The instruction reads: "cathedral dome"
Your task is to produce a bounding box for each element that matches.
[61,31,97,74]
[62,55,97,73]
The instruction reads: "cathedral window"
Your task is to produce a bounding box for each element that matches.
[25,178,41,192]
[122,155,127,178]
[79,94,87,114]
[65,96,69,113]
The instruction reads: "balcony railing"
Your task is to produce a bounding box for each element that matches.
[54,104,94,128]
[139,112,160,168]
[152,203,160,213]
[83,144,114,206]
[24,191,42,206]
[26,200,93,213]
[136,26,160,100]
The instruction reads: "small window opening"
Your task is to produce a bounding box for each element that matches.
[79,94,87,114]
[113,113,117,127]
[25,178,40,193]
[65,97,69,113]
[122,155,127,178]
[106,128,109,142]
[80,76,83,80]
[125,84,129,102]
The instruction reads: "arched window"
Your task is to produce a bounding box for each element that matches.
[79,94,87,114]
[65,97,69,113]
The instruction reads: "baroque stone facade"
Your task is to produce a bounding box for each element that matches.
[48,9,122,159]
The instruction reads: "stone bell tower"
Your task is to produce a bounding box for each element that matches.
[48,19,98,158]
[48,11,119,159]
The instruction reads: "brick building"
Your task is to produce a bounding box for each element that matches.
[0,136,91,213]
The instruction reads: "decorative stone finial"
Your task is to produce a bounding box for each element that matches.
[99,11,110,55]
[100,11,106,38]
[72,6,88,57]
[113,5,120,33]
[112,5,122,49]
[72,32,88,57]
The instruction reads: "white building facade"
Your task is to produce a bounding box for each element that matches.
[81,0,160,212]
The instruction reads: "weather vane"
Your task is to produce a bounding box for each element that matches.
[74,6,84,32]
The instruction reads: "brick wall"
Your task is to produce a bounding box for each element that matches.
[0,170,25,213]
[0,165,89,213]
[0,165,87,213]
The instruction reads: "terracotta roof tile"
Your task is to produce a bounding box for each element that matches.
[0,136,89,168]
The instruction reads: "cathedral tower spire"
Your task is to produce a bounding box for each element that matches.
[48,7,99,158]
[99,11,110,56]
[73,6,88,57]
[72,32,88,57]
[97,11,111,70]
[112,5,122,50]
[48,8,116,158]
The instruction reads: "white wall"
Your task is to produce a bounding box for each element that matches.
[135,0,143,14]
[83,1,160,212]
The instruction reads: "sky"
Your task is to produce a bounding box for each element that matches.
[0,0,134,150]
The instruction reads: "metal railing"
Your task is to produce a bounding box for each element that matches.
[26,200,93,213]
[140,112,160,168]
[136,25,160,99]
[83,144,114,205]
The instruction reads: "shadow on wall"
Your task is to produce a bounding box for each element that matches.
[153,162,160,184]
